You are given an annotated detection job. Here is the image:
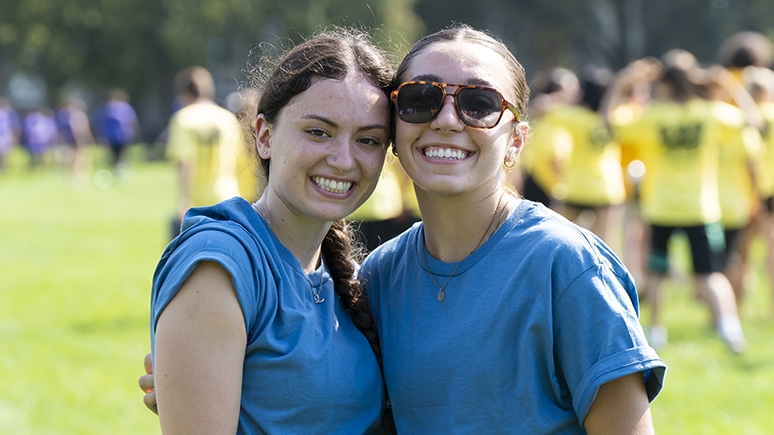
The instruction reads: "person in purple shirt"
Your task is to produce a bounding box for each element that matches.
[22,106,58,169]
[96,88,140,170]
[0,98,21,172]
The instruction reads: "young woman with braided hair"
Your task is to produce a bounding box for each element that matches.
[146,27,393,434]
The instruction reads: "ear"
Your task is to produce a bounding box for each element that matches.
[255,114,272,159]
[509,122,530,158]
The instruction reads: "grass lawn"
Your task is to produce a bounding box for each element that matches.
[1,146,167,435]
[646,235,774,434]
[1,145,773,434]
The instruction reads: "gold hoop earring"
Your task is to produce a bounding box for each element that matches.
[504,154,516,168]
[391,146,398,157]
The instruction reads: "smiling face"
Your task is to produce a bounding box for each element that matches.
[255,73,390,223]
[394,41,524,198]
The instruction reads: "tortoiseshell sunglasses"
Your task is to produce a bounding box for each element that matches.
[390,81,520,129]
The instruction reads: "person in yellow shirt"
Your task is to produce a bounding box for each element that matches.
[519,67,578,208]
[604,57,661,286]
[704,68,763,303]
[545,66,626,251]
[166,66,259,238]
[745,65,774,314]
[610,50,747,352]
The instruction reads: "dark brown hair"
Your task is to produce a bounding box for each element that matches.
[238,27,393,370]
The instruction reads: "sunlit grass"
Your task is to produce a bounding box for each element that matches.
[646,235,774,434]
[1,145,773,434]
[1,146,168,435]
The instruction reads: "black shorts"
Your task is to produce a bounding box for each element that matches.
[721,227,743,270]
[647,223,726,274]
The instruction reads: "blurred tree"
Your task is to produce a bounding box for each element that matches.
[0,0,421,138]
[2,0,774,139]
[413,0,774,87]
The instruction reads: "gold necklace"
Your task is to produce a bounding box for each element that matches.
[253,202,325,304]
[422,193,508,302]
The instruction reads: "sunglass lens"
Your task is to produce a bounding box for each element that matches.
[457,88,503,127]
[397,83,443,123]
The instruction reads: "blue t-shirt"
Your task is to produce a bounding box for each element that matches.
[0,106,20,154]
[97,100,137,145]
[150,198,384,434]
[360,200,666,434]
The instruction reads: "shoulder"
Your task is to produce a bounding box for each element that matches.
[152,199,276,321]
[508,201,632,282]
[162,199,259,267]
[511,201,597,252]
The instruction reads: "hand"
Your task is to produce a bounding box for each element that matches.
[138,352,158,415]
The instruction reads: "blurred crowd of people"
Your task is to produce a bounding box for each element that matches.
[518,31,774,351]
[0,87,139,184]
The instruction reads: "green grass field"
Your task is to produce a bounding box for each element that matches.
[1,146,773,434]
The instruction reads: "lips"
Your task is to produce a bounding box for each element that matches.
[312,176,353,194]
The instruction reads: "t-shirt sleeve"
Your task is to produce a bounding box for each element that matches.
[552,263,666,424]
[150,226,259,339]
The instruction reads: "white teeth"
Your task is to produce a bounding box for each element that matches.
[313,177,352,193]
[424,147,468,160]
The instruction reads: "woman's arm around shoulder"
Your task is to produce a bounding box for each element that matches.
[583,372,655,435]
[154,261,247,435]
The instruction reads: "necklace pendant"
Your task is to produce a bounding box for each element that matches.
[437,289,445,302]
[313,293,325,304]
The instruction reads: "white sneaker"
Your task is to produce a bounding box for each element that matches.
[648,325,668,349]
[717,316,747,353]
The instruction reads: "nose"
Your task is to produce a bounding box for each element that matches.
[326,139,357,171]
[431,94,464,130]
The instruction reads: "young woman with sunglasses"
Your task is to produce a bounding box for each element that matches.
[141,24,665,434]
[146,28,393,434]
[358,24,665,433]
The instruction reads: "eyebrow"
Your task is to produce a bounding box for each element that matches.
[303,114,388,133]
[410,74,496,88]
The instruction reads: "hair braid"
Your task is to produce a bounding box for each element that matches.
[320,220,382,364]
[321,221,396,432]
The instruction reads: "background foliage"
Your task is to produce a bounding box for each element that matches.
[2,0,774,140]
